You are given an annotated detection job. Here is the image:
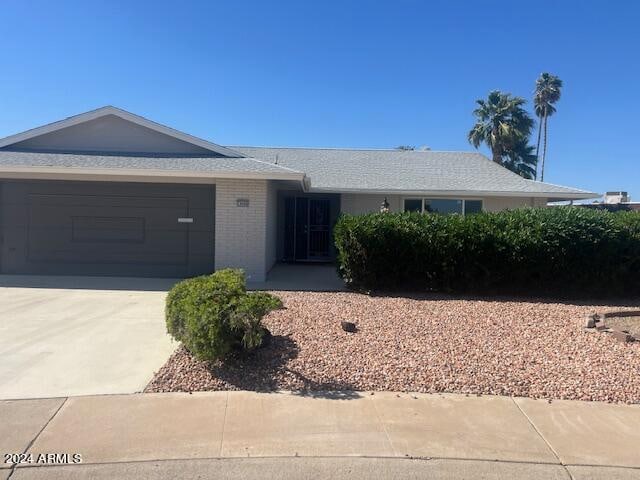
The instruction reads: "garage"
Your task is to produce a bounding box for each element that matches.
[0,180,215,278]
[0,106,309,282]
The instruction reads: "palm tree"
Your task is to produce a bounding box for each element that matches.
[468,91,534,165]
[534,73,562,181]
[503,139,537,179]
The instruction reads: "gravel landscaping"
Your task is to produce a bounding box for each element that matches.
[146,292,640,404]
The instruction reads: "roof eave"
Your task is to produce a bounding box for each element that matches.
[0,165,306,183]
[308,187,600,200]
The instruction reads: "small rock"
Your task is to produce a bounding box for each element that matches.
[595,321,608,331]
[584,314,597,328]
[341,321,357,333]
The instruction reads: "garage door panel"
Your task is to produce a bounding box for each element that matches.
[182,208,215,232]
[0,209,25,228]
[29,205,190,231]
[1,181,215,277]
[70,216,147,243]
[28,193,190,210]
[17,261,192,278]
[26,228,189,265]
[27,248,188,266]
[187,231,216,256]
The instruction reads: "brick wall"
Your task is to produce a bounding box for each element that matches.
[214,178,269,282]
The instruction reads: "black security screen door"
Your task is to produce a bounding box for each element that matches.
[284,197,331,261]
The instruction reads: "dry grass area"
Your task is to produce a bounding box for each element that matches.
[146,292,640,403]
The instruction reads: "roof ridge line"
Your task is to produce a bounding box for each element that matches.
[228,145,483,154]
[241,155,305,174]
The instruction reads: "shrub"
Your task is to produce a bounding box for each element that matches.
[166,269,282,360]
[333,208,640,296]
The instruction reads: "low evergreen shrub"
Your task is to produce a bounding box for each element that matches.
[333,208,640,296]
[166,269,282,360]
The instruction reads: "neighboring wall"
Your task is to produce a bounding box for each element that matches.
[341,193,547,214]
[215,178,271,282]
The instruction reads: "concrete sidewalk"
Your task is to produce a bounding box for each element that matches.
[1,391,639,479]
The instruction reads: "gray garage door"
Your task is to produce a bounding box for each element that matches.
[0,181,215,277]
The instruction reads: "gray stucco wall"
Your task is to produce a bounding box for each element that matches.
[4,115,213,155]
[482,197,541,211]
[341,194,403,214]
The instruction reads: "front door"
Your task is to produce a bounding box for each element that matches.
[284,197,331,262]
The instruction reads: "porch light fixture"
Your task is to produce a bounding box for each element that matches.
[380,197,390,213]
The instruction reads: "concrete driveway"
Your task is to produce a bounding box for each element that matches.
[0,276,178,400]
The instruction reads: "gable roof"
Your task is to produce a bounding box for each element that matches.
[0,150,305,181]
[0,106,245,158]
[231,146,598,199]
[0,107,598,200]
[0,107,306,184]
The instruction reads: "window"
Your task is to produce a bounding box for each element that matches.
[404,198,483,215]
[404,199,423,212]
[464,200,483,215]
[424,199,462,214]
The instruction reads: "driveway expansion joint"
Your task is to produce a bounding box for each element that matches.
[512,398,564,461]
[511,397,574,479]
[6,397,68,480]
[370,394,398,457]
[218,391,230,457]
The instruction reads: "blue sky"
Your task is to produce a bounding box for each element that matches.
[1,0,638,198]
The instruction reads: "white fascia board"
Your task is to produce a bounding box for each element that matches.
[309,187,600,200]
[0,165,306,183]
[0,106,245,158]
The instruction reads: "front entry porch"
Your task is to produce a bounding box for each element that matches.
[248,263,346,291]
[278,192,341,263]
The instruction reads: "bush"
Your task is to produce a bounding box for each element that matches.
[166,269,282,360]
[333,207,640,296]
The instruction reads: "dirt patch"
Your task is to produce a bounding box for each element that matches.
[146,292,640,404]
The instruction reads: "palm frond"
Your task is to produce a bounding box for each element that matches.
[503,139,538,179]
[468,90,534,165]
[534,72,562,118]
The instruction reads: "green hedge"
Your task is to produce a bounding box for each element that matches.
[334,208,640,296]
[166,269,282,361]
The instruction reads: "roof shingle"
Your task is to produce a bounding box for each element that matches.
[0,150,302,177]
[231,146,596,198]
